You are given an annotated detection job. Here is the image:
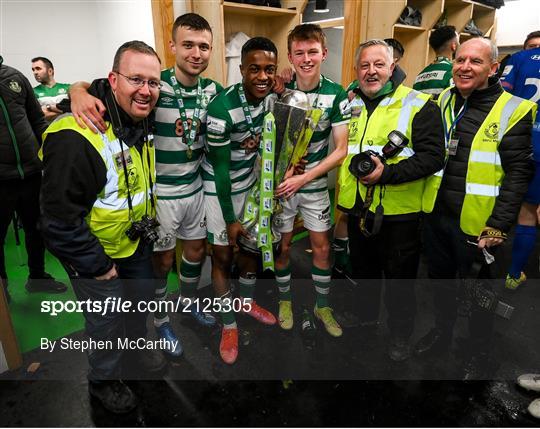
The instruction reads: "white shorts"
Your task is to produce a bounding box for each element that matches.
[205,190,250,246]
[153,191,207,252]
[274,190,331,233]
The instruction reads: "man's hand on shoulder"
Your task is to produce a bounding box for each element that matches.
[273,67,295,95]
[69,82,107,133]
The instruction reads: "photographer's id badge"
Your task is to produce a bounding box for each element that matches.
[114,150,133,169]
[448,137,459,156]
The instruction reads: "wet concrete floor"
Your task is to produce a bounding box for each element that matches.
[1,233,539,426]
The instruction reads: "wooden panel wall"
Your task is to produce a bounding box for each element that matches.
[151,0,176,69]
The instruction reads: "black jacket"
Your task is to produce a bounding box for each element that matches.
[0,56,48,180]
[341,70,446,219]
[435,77,534,233]
[40,79,151,278]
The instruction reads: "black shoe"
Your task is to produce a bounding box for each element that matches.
[462,354,490,381]
[88,380,138,414]
[414,328,450,357]
[25,273,67,293]
[300,308,317,349]
[127,349,167,374]
[388,336,411,362]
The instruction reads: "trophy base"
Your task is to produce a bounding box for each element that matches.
[238,232,282,255]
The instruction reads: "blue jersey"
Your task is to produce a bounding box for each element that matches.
[500,47,540,148]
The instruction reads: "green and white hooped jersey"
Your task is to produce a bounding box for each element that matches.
[285,75,350,192]
[33,83,70,106]
[413,57,454,96]
[202,83,264,195]
[154,69,223,199]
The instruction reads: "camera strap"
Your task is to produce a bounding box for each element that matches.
[118,139,136,222]
[117,131,155,222]
[358,183,384,237]
[106,93,155,221]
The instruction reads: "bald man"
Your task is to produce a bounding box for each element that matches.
[417,37,536,379]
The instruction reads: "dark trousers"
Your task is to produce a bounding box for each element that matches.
[423,213,495,353]
[0,174,45,282]
[348,215,420,339]
[68,242,155,381]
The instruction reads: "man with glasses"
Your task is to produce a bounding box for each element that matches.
[40,41,166,414]
[69,14,223,358]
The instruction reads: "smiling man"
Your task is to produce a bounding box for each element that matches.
[40,41,165,413]
[417,37,536,379]
[203,37,279,364]
[150,13,222,357]
[273,24,350,337]
[67,14,223,359]
[337,39,444,361]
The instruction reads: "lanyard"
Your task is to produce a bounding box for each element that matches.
[442,94,467,144]
[169,68,202,158]
[293,74,323,108]
[237,83,259,141]
[118,135,155,221]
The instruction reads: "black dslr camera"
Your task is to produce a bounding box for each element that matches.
[349,130,409,178]
[125,215,160,245]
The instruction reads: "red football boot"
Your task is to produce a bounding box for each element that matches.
[219,327,238,365]
[243,301,277,325]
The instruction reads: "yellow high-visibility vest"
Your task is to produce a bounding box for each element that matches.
[42,115,156,258]
[422,87,537,236]
[338,84,431,215]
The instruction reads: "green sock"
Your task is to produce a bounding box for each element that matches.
[333,237,349,269]
[153,277,169,327]
[239,275,256,301]
[312,265,331,308]
[219,291,236,327]
[275,265,291,301]
[179,255,201,304]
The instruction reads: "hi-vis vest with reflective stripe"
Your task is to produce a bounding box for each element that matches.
[422,87,537,236]
[338,85,431,215]
[42,115,156,259]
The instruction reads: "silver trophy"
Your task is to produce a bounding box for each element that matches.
[238,90,322,253]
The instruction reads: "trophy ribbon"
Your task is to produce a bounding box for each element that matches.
[258,112,276,271]
[237,91,323,271]
[238,112,277,271]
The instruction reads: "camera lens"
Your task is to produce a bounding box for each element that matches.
[349,152,375,178]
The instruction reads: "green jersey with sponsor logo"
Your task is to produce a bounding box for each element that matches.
[154,69,223,199]
[203,83,265,195]
[285,75,350,192]
[33,82,70,106]
[413,56,453,97]
[203,83,266,222]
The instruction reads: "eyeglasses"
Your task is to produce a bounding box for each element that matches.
[116,72,162,90]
